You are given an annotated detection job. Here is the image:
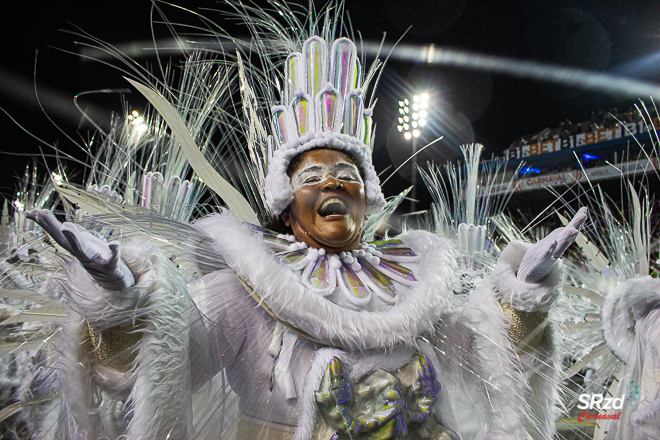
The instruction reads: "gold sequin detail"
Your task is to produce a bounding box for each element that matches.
[500,302,548,354]
[87,321,143,373]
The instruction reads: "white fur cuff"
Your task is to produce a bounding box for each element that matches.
[491,241,563,313]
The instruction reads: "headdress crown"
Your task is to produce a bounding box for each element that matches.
[271,36,372,148]
[264,36,385,215]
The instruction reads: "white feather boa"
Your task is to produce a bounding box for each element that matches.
[463,241,562,440]
[55,240,192,439]
[195,211,457,351]
[523,326,561,440]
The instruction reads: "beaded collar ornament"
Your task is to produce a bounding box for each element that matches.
[250,225,419,306]
[264,36,387,216]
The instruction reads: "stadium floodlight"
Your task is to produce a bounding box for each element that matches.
[398,93,429,141]
[397,91,430,212]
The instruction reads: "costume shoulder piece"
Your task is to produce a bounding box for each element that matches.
[194,212,456,351]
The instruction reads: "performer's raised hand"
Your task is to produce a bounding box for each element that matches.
[26,209,135,290]
[517,207,588,283]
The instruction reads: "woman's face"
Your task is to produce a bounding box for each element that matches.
[282,149,366,252]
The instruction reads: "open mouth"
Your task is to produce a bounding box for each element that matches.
[318,197,349,217]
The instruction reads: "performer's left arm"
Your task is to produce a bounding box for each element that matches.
[491,207,587,351]
[456,208,586,440]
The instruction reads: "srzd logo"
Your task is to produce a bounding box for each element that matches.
[577,394,622,422]
[577,394,624,410]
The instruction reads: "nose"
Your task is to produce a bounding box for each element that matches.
[320,174,344,191]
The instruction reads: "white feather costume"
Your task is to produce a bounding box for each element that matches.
[0,3,575,439]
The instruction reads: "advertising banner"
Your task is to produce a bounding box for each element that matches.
[489,158,659,195]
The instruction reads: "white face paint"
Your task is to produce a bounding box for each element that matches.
[290,161,364,193]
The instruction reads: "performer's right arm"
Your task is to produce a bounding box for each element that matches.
[27,209,252,437]
[27,209,199,437]
[27,209,248,383]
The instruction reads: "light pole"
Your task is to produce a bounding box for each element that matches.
[397,93,429,212]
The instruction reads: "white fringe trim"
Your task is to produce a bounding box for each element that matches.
[463,285,529,439]
[464,273,560,440]
[523,325,561,440]
[294,348,347,440]
[57,316,105,439]
[124,241,192,440]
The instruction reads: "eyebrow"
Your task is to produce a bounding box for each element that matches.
[334,162,359,171]
[294,161,360,178]
[296,165,323,175]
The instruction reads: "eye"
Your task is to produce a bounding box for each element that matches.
[338,174,356,181]
[303,176,321,184]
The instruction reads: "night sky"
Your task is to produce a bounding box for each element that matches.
[1,0,659,211]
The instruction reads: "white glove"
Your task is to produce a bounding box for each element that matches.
[517,207,588,283]
[26,209,135,290]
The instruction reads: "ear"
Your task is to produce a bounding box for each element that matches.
[281,209,292,227]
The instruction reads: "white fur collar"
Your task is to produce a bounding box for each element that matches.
[195,211,456,351]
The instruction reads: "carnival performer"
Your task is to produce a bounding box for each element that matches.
[11,5,589,440]
[26,155,586,440]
